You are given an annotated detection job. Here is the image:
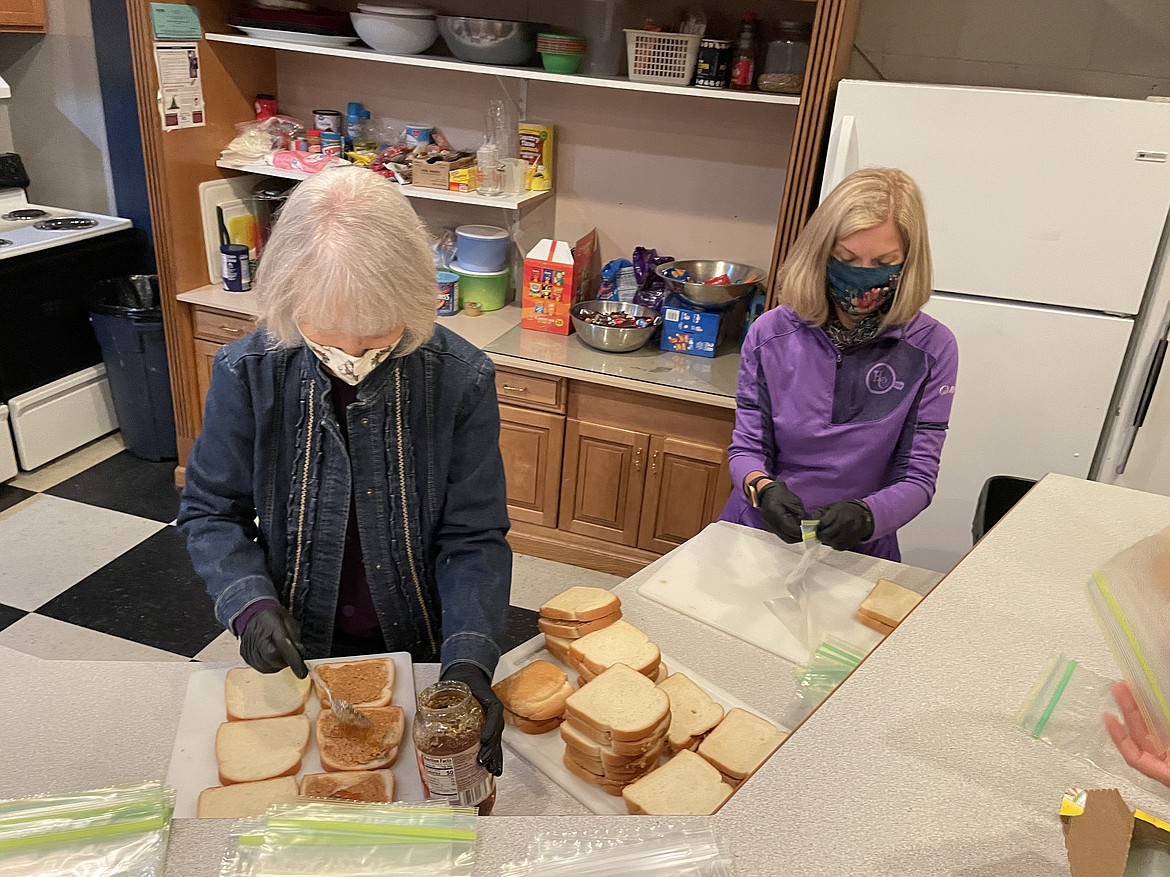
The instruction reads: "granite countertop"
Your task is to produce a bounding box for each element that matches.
[176,288,739,407]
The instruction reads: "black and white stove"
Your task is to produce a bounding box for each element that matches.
[0,185,144,480]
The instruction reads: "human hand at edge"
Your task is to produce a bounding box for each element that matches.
[815,500,875,552]
[1104,681,1170,787]
[441,661,505,776]
[758,481,806,544]
[239,606,308,679]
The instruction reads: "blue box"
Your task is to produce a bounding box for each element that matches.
[660,304,722,357]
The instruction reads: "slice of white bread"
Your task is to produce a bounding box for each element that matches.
[215,714,310,785]
[657,673,725,752]
[538,611,621,639]
[565,663,670,742]
[569,621,661,678]
[492,660,572,721]
[313,658,396,708]
[622,750,735,816]
[540,586,621,622]
[224,666,312,722]
[565,738,666,780]
[317,705,405,771]
[562,751,627,795]
[858,579,922,628]
[300,770,395,803]
[561,711,670,756]
[697,708,787,780]
[505,709,563,735]
[578,658,663,686]
[197,776,299,818]
[544,634,573,664]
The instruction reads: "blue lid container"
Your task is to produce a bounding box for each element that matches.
[455,224,510,274]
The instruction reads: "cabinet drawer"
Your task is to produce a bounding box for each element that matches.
[193,308,255,344]
[495,368,566,412]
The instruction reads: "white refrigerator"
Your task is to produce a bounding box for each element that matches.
[820,80,1170,572]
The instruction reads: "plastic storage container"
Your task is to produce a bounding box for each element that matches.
[450,262,510,312]
[758,22,811,94]
[625,29,700,85]
[88,275,178,461]
[455,224,509,272]
[580,0,626,76]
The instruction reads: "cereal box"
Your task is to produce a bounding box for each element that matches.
[522,230,598,335]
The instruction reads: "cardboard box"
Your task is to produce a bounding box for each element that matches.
[1061,788,1170,876]
[521,230,598,335]
[659,296,747,358]
[448,166,477,193]
[411,153,475,190]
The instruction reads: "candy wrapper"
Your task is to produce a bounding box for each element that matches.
[431,229,456,270]
[632,246,675,311]
[220,115,304,167]
[596,258,636,303]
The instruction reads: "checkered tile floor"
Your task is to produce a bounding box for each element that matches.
[0,434,620,664]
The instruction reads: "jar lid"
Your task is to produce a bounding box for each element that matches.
[699,38,732,48]
[456,224,509,241]
[306,128,321,135]
[775,20,812,38]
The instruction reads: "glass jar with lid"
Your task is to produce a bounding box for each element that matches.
[413,680,496,815]
[758,22,811,94]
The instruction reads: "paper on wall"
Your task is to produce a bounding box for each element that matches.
[153,43,205,131]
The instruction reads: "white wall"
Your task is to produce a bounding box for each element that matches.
[852,0,1170,100]
[0,0,115,212]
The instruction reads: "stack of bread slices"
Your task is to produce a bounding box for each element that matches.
[559,663,671,796]
[538,587,622,663]
[492,659,573,734]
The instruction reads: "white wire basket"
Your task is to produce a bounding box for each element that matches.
[624,29,701,85]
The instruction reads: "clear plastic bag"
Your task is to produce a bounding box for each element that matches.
[498,825,732,877]
[766,520,828,649]
[0,780,175,877]
[1017,653,1117,757]
[1087,525,1170,754]
[784,635,866,727]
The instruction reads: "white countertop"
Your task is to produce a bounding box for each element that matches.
[176,287,739,407]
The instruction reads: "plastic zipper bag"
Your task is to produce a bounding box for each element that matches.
[498,825,732,877]
[1087,525,1170,754]
[784,636,866,727]
[0,780,175,877]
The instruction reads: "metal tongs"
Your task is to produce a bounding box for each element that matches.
[309,666,372,729]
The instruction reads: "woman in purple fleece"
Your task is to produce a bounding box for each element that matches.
[722,167,958,562]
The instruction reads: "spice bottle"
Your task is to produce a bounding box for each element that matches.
[305,129,322,154]
[730,11,760,91]
[413,680,496,815]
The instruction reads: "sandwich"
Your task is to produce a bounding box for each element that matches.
[300,769,395,803]
[215,714,310,785]
[312,658,396,709]
[697,708,787,784]
[656,672,724,752]
[317,705,405,771]
[540,587,622,650]
[197,776,299,818]
[856,579,922,635]
[568,620,661,679]
[492,660,573,734]
[622,750,735,815]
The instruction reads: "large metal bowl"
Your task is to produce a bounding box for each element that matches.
[438,16,538,65]
[655,259,767,308]
[570,300,662,353]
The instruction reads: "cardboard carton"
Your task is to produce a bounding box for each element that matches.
[521,230,598,335]
[1061,788,1170,876]
[659,296,747,358]
[412,153,475,190]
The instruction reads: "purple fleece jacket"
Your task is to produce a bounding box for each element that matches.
[721,305,959,561]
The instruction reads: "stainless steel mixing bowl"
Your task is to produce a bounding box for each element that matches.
[570,300,662,353]
[654,259,767,307]
[437,16,538,65]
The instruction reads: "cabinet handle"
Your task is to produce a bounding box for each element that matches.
[633,447,642,471]
[501,384,527,393]
[650,450,659,474]
[220,325,242,335]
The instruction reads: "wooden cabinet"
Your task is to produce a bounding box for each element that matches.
[495,367,566,412]
[499,405,564,527]
[638,437,729,554]
[560,420,649,547]
[0,0,46,31]
[193,340,220,409]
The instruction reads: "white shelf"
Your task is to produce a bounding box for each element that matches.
[205,32,802,107]
[216,161,553,211]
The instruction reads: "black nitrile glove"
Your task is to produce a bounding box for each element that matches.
[442,662,505,777]
[239,607,308,678]
[815,501,875,552]
[759,481,807,544]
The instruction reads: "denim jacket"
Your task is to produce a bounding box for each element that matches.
[177,325,512,675]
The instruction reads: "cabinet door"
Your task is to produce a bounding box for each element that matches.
[194,340,222,414]
[0,0,45,29]
[638,436,729,554]
[499,405,564,527]
[559,420,649,546]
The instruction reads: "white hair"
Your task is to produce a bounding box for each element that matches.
[254,165,436,353]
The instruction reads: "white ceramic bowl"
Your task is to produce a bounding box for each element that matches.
[351,11,437,55]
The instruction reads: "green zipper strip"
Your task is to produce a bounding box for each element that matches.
[0,796,170,828]
[1092,570,1170,731]
[0,814,167,853]
[1032,657,1078,738]
[266,818,476,843]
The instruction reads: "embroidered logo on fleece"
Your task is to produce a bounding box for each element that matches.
[866,363,905,395]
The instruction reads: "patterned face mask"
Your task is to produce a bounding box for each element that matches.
[826,259,903,317]
[303,336,399,385]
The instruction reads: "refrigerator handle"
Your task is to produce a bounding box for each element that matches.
[1134,339,1168,429]
[820,115,857,203]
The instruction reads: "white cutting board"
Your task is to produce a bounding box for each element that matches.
[493,635,785,815]
[637,522,883,665]
[198,175,263,285]
[166,652,424,818]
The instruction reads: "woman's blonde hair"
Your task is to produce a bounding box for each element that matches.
[778,167,932,327]
[254,165,436,353]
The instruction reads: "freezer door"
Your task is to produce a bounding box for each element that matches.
[900,294,1133,572]
[823,80,1170,315]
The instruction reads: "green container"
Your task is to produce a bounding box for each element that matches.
[451,262,510,312]
[541,51,582,74]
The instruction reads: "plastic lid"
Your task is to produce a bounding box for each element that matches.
[450,261,509,277]
[306,128,321,136]
[776,20,811,38]
[347,101,364,114]
[360,110,371,119]
[456,224,509,241]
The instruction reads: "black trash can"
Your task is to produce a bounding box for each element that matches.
[88,275,177,461]
[972,476,1037,544]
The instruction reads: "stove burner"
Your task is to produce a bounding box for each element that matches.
[34,217,98,231]
[0,239,13,247]
[2,208,49,221]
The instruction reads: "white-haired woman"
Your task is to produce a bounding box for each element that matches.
[178,166,510,775]
[722,167,958,561]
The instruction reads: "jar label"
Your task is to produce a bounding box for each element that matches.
[417,743,494,807]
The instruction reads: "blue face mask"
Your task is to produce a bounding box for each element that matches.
[826,259,903,317]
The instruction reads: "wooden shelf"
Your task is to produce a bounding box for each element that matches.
[216,161,554,211]
[204,32,802,107]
